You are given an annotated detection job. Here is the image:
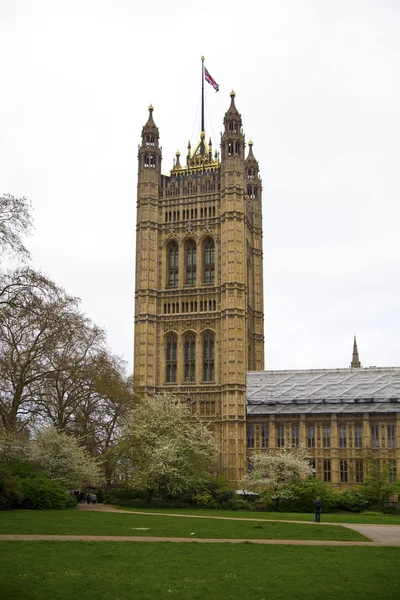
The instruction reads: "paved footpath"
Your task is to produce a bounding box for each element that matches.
[2,504,400,546]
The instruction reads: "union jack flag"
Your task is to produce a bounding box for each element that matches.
[204,67,219,92]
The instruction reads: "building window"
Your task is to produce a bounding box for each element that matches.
[371,424,380,448]
[340,460,348,483]
[389,460,397,483]
[291,424,299,447]
[355,459,364,483]
[261,425,269,448]
[387,424,395,449]
[168,242,179,287]
[277,425,285,448]
[324,460,331,482]
[323,425,330,449]
[184,333,195,382]
[339,425,347,449]
[247,425,255,449]
[166,333,177,383]
[185,240,197,285]
[354,424,363,449]
[203,238,215,284]
[307,425,315,448]
[203,332,214,382]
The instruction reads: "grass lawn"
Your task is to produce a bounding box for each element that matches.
[0,509,368,541]
[1,542,399,600]
[112,505,400,525]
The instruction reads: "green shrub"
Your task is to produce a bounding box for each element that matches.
[224,498,252,511]
[192,491,217,508]
[0,468,22,510]
[335,490,372,513]
[14,465,73,509]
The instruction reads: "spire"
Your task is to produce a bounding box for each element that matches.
[245,139,258,164]
[351,335,361,368]
[141,104,159,147]
[223,90,242,127]
[221,91,244,161]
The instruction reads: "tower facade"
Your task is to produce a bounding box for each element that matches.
[134,93,264,481]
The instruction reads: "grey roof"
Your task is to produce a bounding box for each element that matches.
[246,367,400,415]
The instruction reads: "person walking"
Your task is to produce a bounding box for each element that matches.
[314,497,323,522]
[86,492,91,504]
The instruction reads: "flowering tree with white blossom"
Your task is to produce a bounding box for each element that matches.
[118,393,217,500]
[243,447,315,509]
[29,427,104,489]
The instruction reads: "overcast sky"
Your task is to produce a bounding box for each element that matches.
[1,0,399,373]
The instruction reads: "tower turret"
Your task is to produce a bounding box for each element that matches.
[138,104,161,176]
[245,140,260,200]
[221,90,244,161]
[134,105,162,392]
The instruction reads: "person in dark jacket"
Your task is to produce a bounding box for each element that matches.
[315,497,323,522]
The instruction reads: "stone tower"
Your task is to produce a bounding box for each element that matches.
[134,92,264,481]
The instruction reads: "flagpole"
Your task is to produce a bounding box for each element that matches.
[201,55,205,134]
[201,55,205,156]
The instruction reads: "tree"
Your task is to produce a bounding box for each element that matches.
[363,461,400,509]
[0,269,80,430]
[29,427,103,489]
[0,194,33,259]
[118,393,217,500]
[243,448,315,510]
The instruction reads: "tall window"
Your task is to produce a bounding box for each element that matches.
[247,425,255,449]
[261,425,269,448]
[185,240,197,284]
[307,425,315,448]
[339,425,347,449]
[324,460,331,482]
[355,459,364,483]
[203,332,214,382]
[166,333,177,383]
[387,424,395,449]
[371,424,380,448]
[354,424,363,449]
[277,425,285,448]
[203,238,215,284]
[340,460,348,483]
[323,425,331,449]
[184,333,196,382]
[389,460,397,483]
[291,424,299,447]
[168,242,179,287]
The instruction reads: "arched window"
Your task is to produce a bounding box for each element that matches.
[166,333,177,383]
[185,240,197,285]
[203,332,215,382]
[203,238,215,284]
[167,242,179,287]
[184,333,196,382]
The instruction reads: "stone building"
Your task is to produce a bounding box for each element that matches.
[246,359,400,486]
[134,94,399,487]
[134,93,264,481]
